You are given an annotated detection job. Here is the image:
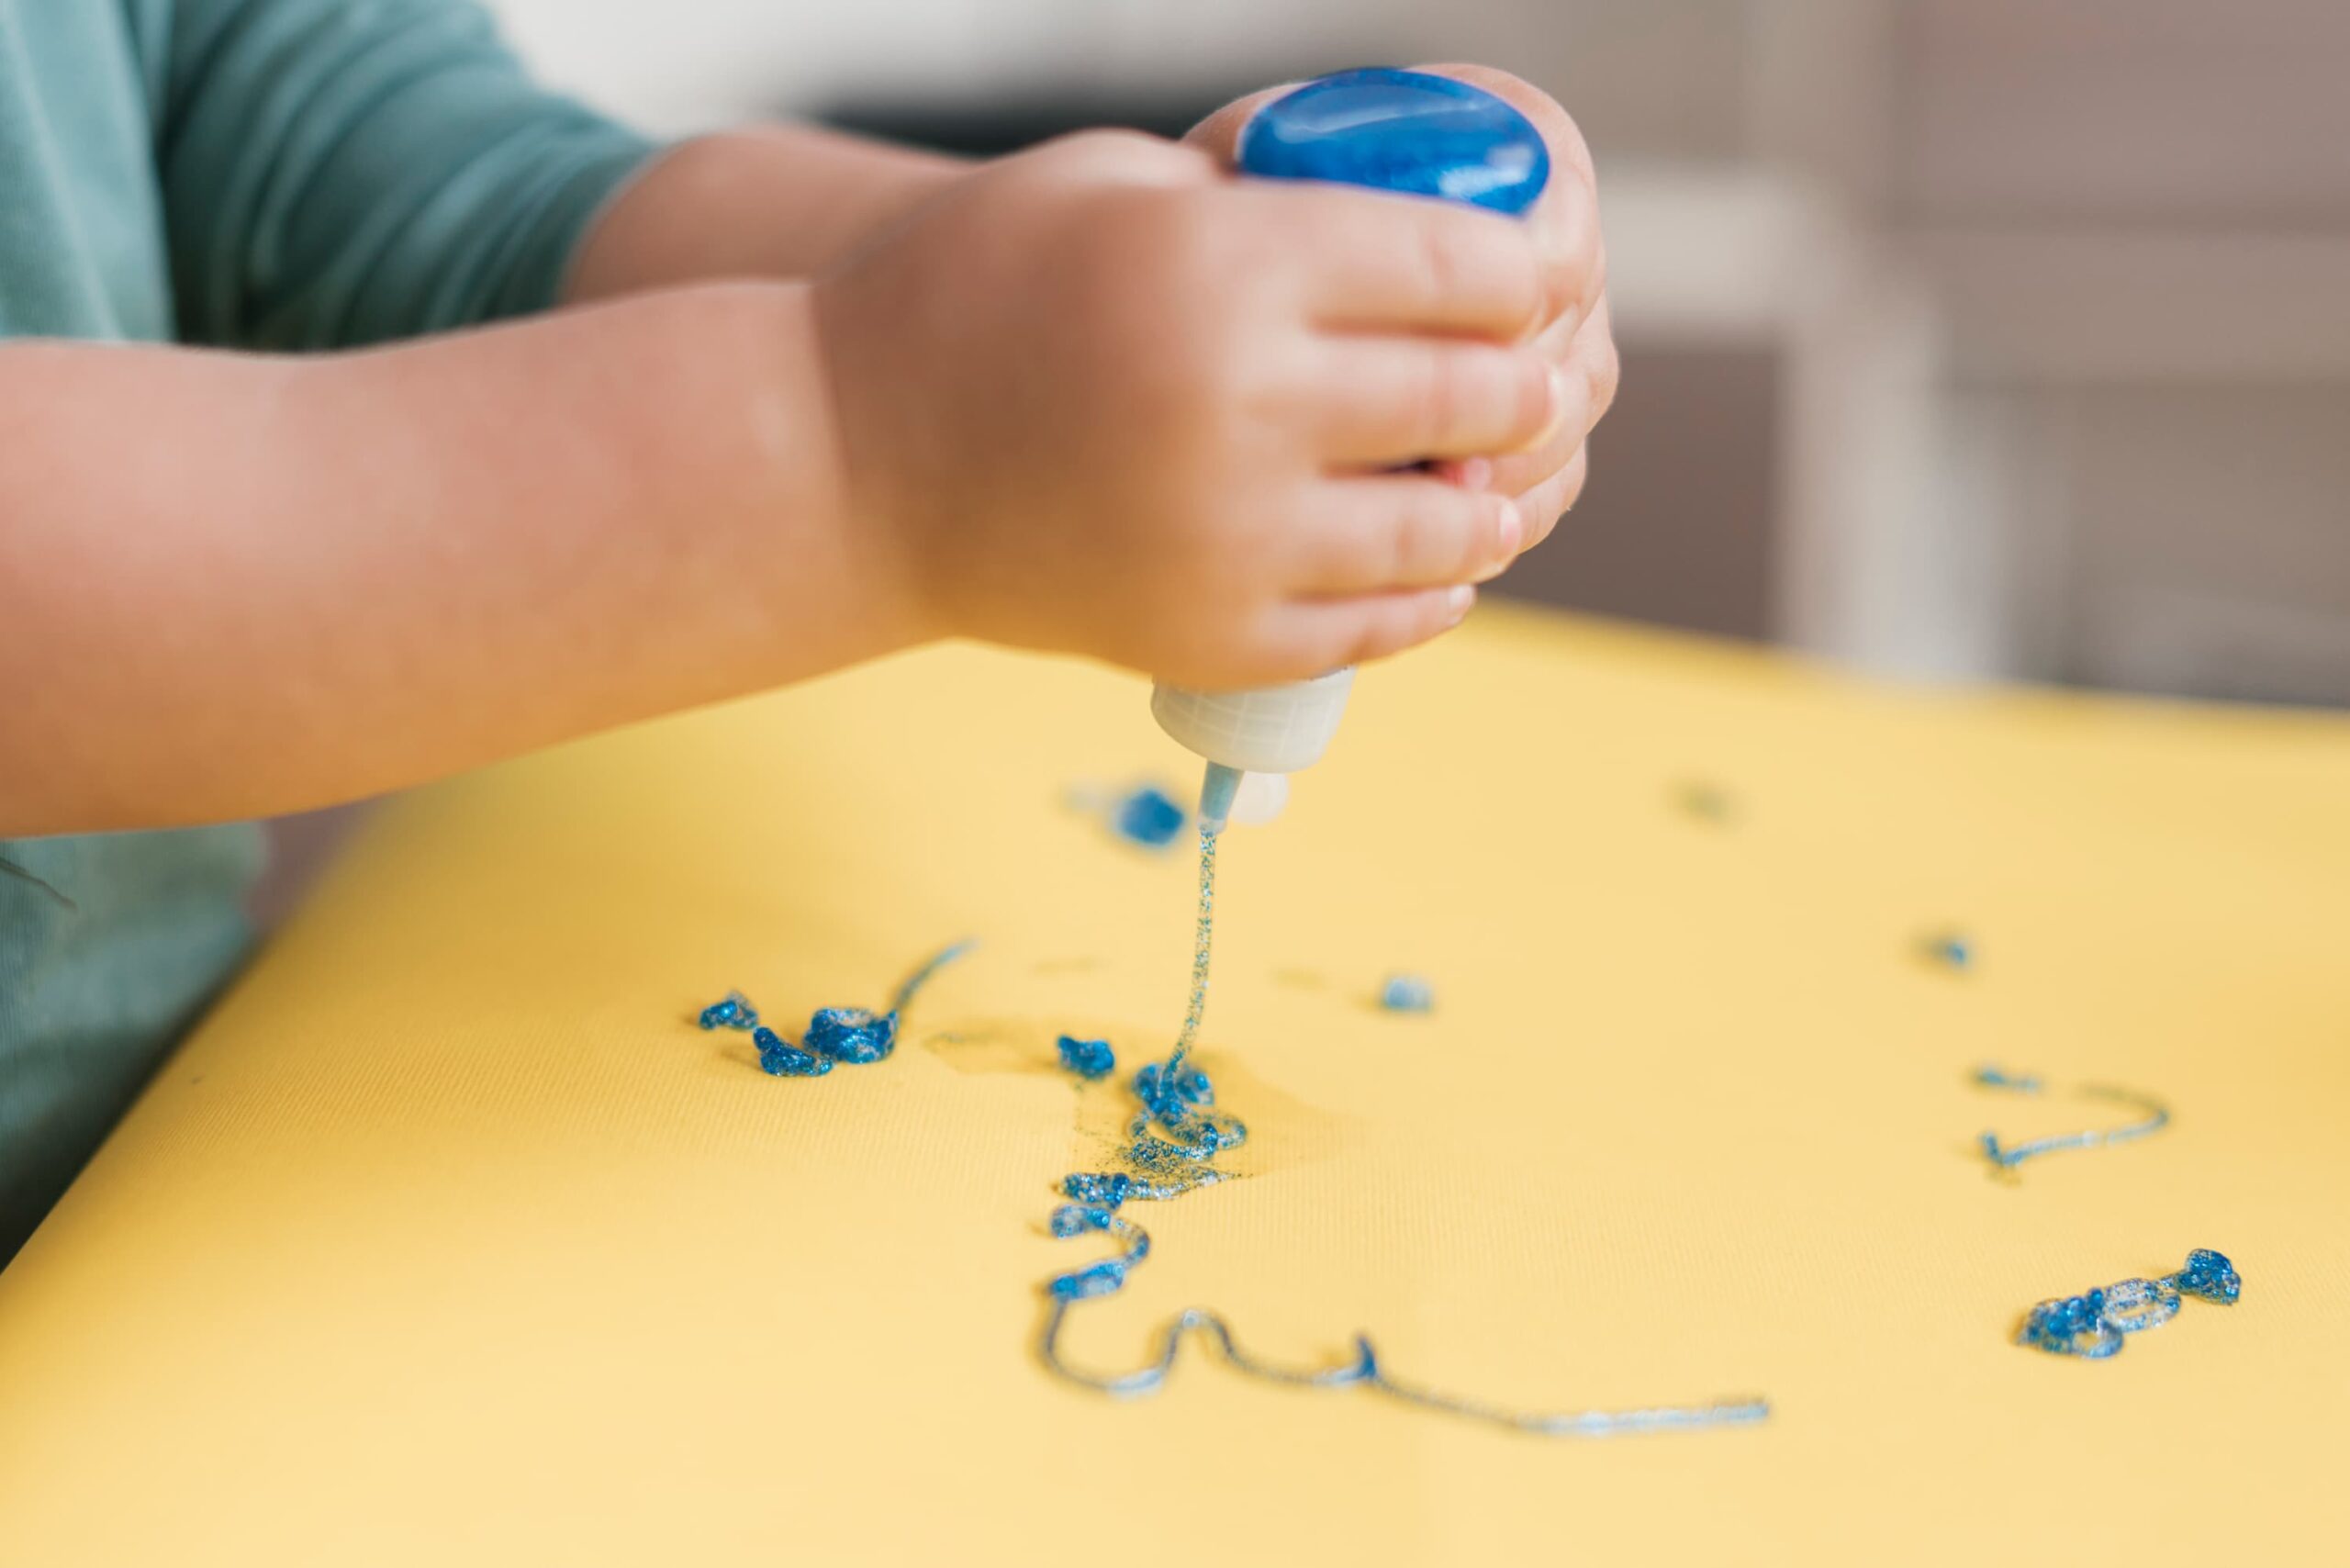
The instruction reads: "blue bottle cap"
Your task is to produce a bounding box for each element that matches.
[1238,67,1550,216]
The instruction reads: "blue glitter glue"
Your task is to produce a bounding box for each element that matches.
[1058,1036,1117,1081]
[1060,1173,1133,1209]
[1038,1044,1762,1437]
[1049,1204,1114,1238]
[1973,1066,2170,1171]
[698,991,759,1031]
[746,939,973,1074]
[1923,932,1973,969]
[1113,786,1188,849]
[1379,974,1435,1013]
[2174,1247,2242,1305]
[753,1026,831,1078]
[1130,1057,1245,1163]
[807,1007,895,1064]
[1046,1214,1151,1299]
[2017,1249,2238,1358]
[1049,1260,1129,1300]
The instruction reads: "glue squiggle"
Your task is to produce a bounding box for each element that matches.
[1042,1051,1769,1438]
[699,940,972,1077]
[1039,1299,1771,1437]
[1972,1064,2170,1170]
[2017,1248,2240,1358]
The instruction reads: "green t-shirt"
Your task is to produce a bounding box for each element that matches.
[0,0,655,1264]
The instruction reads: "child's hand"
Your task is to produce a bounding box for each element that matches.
[814,129,1561,689]
[1188,67,1616,563]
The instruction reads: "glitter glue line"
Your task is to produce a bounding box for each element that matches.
[1045,1061,1764,1438]
[2016,1248,2241,1358]
[1037,1301,1770,1438]
[891,938,976,1014]
[1162,824,1219,1083]
[1973,1066,2170,1170]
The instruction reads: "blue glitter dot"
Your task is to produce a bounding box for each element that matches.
[1059,1172,1133,1209]
[1057,1036,1116,1081]
[1924,933,1973,969]
[1379,974,1436,1013]
[2172,1248,2242,1305]
[698,991,759,1031]
[1049,1204,1114,1238]
[753,1026,832,1078]
[806,1006,897,1064]
[1112,786,1188,849]
[1048,1259,1128,1300]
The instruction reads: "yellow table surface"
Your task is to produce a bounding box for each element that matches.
[4,607,2347,1564]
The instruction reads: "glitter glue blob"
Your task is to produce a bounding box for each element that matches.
[697,991,760,1031]
[1113,786,1188,848]
[723,939,972,1081]
[2017,1250,2239,1358]
[1973,1065,2170,1171]
[1059,1173,1135,1209]
[1057,1036,1116,1081]
[1922,932,1974,970]
[1378,975,1435,1013]
[753,1028,831,1078]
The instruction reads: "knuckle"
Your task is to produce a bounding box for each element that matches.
[1409,342,1461,450]
[1513,352,1557,442]
[1341,608,1396,666]
[1587,336,1622,421]
[1404,486,1482,580]
[1414,218,1474,316]
[1561,450,1592,510]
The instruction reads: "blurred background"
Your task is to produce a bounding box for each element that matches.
[480,0,2350,708]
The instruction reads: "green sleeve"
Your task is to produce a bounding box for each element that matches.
[147,0,659,350]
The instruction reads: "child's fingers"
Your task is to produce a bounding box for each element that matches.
[1483,299,1617,499]
[1289,478,1521,594]
[1309,340,1564,465]
[1515,445,1590,549]
[1262,585,1477,675]
[1266,190,1545,338]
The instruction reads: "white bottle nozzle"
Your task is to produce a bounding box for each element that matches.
[1152,669,1355,830]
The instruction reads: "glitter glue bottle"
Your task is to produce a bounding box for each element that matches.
[1151,69,1551,831]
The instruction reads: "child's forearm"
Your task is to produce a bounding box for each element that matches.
[565,124,967,300]
[0,283,918,835]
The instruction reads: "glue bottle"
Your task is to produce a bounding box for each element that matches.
[1151,69,1551,830]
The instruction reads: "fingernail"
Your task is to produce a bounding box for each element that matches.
[1445,584,1477,624]
[1494,497,1524,557]
[1474,499,1523,582]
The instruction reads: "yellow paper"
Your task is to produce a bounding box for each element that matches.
[3,606,2346,1564]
